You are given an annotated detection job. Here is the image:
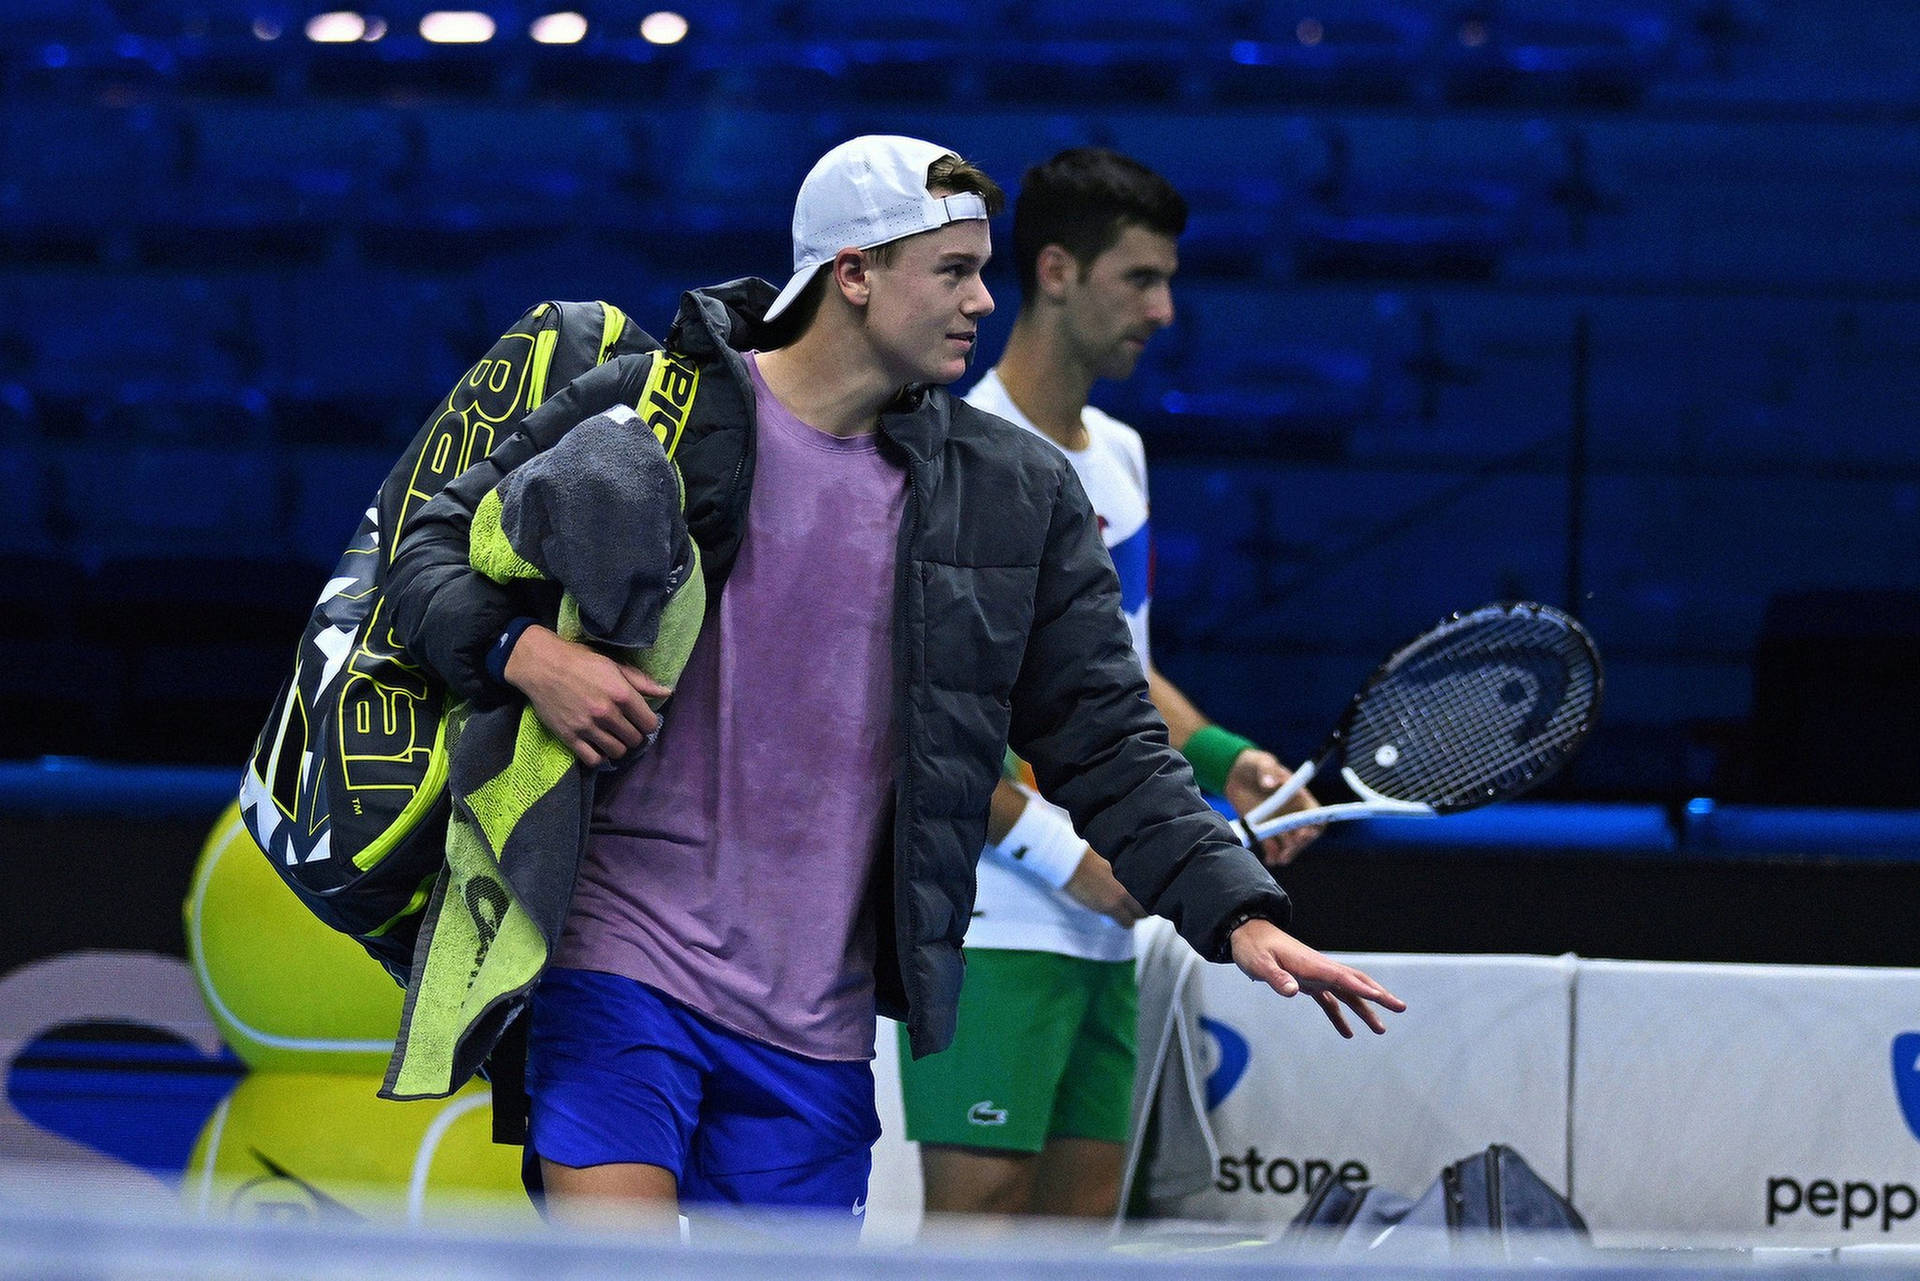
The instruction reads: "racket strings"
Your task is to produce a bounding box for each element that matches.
[1343,613,1599,809]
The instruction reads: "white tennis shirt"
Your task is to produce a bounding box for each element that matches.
[963,369,1152,962]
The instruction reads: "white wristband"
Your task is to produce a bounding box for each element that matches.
[989,793,1086,889]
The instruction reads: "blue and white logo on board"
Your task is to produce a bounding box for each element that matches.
[1893,1032,1920,1144]
[1200,1017,1250,1110]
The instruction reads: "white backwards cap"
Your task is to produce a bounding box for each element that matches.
[763,135,991,323]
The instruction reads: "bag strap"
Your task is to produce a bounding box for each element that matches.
[634,346,700,460]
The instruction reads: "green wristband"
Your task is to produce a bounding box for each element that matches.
[1183,724,1258,796]
[1001,745,1025,782]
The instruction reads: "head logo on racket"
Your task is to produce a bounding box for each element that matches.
[1398,644,1572,746]
[1240,602,1602,843]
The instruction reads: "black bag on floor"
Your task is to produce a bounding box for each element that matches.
[1285,1143,1589,1261]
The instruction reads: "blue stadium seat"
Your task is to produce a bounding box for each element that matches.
[270,274,429,397]
[978,43,1194,104]
[0,0,114,43]
[112,637,290,763]
[302,27,503,100]
[785,0,978,39]
[273,395,417,448]
[1012,0,1204,41]
[1752,590,1920,807]
[6,36,174,100]
[1151,342,1376,453]
[764,0,980,100]
[1441,1,1674,108]
[684,40,846,108]
[25,277,247,398]
[283,444,391,565]
[1211,0,1433,105]
[0,418,43,508]
[158,0,303,97]
[0,552,73,643]
[0,372,40,439]
[1331,800,1677,854]
[48,442,284,561]
[176,104,391,254]
[976,0,1206,104]
[1683,800,1920,863]
[1292,176,1523,280]
[0,3,163,99]
[69,553,317,762]
[0,108,145,261]
[521,35,687,102]
[91,386,273,447]
[0,639,121,759]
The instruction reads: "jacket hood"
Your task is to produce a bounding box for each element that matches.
[669,278,779,360]
[671,279,953,467]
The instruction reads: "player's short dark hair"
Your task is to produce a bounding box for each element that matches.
[1012,148,1188,302]
[868,152,1007,268]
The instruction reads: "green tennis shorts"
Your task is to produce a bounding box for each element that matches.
[898,949,1137,1152]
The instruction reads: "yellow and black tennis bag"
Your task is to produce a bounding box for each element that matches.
[238,300,659,973]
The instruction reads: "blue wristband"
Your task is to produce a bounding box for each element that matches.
[485,616,538,689]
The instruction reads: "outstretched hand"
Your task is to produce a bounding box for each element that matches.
[1229,918,1406,1038]
[1224,749,1324,867]
[503,625,673,768]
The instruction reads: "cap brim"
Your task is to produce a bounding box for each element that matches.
[762,262,826,324]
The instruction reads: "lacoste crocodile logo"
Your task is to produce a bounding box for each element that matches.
[968,1100,1008,1126]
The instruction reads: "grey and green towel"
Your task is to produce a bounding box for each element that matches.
[382,403,704,1100]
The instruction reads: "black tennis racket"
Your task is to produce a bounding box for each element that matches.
[1239,601,1602,844]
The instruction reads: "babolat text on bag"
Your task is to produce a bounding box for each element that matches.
[238,300,658,975]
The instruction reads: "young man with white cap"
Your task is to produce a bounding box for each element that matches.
[387,135,1402,1232]
[902,147,1325,1221]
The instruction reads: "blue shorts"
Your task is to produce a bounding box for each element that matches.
[525,967,878,1220]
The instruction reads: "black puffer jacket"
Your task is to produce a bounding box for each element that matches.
[387,279,1291,1058]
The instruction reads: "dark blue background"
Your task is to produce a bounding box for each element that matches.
[2,1,1918,972]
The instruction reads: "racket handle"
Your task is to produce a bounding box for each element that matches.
[1249,797,1437,840]
[1241,759,1317,827]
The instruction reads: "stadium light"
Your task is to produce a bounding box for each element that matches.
[306,12,367,42]
[252,17,284,40]
[420,11,496,42]
[362,16,388,40]
[530,12,588,44]
[639,11,689,44]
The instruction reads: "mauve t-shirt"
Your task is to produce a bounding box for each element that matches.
[553,352,906,1061]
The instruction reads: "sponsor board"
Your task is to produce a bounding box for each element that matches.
[0,951,233,1180]
[1571,959,1920,1247]
[1149,952,1574,1225]
[1,950,525,1225]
